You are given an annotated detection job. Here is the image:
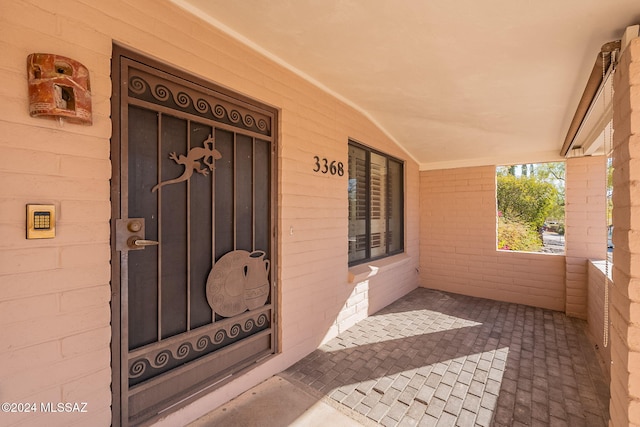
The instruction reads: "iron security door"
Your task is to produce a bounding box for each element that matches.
[111,46,277,426]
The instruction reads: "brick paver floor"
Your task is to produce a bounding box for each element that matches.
[284,288,610,426]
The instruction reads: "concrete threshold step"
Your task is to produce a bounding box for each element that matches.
[187,374,370,427]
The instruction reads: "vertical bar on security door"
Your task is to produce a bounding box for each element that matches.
[233,132,237,250]
[252,137,256,252]
[186,120,191,332]
[157,113,163,342]
[211,129,216,269]
[210,128,217,323]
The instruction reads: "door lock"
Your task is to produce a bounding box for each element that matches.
[128,220,143,232]
[116,218,157,251]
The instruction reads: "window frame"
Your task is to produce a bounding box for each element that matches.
[348,139,405,266]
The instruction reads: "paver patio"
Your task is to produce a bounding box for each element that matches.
[283,288,609,426]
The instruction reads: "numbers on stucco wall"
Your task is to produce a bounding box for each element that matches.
[313,156,344,176]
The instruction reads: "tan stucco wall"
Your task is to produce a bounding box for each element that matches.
[0,1,419,426]
[419,166,566,311]
[609,37,640,427]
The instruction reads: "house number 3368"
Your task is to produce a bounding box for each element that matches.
[313,156,344,176]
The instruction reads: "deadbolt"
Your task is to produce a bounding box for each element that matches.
[128,220,142,232]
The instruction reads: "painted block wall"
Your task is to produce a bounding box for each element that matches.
[419,166,566,311]
[609,37,640,427]
[565,156,607,318]
[587,261,612,379]
[0,1,419,426]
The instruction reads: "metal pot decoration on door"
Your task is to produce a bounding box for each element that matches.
[206,250,270,318]
[27,53,92,124]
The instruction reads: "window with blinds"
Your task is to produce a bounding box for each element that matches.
[348,141,404,265]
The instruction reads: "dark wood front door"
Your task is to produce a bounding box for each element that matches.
[111,45,278,426]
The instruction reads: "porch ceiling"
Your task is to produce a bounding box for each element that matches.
[173,0,639,170]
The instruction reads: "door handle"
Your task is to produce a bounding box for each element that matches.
[127,236,159,248]
[133,239,159,247]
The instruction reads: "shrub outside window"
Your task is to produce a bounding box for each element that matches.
[348,140,404,265]
[496,162,565,253]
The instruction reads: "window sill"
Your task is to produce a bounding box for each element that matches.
[590,259,613,281]
[348,253,411,284]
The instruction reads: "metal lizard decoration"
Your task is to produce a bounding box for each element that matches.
[152,134,222,192]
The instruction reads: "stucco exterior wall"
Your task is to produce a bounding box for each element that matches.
[609,37,640,427]
[0,1,419,426]
[419,166,566,311]
[565,156,607,318]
